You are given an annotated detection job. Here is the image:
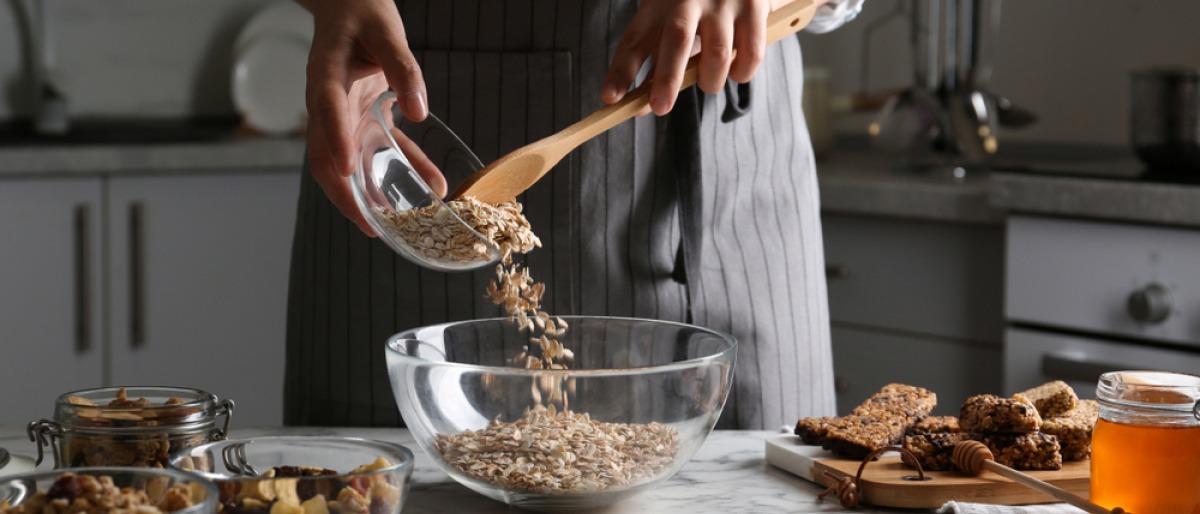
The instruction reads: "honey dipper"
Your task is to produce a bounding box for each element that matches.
[951,440,1128,514]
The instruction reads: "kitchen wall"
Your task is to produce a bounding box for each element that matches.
[2,0,1198,144]
[799,0,1200,146]
[0,0,276,119]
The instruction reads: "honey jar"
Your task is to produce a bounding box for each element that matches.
[1091,370,1200,513]
[28,386,234,468]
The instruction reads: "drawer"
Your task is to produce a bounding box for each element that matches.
[1006,215,1200,347]
[1003,326,1200,397]
[823,214,1004,343]
[832,324,1002,416]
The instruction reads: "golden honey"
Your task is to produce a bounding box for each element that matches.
[1090,371,1200,514]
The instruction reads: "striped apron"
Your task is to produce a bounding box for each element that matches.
[284,0,836,430]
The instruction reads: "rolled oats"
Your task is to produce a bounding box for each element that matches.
[375,196,540,266]
[435,406,680,495]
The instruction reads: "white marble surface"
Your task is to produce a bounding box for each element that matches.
[0,426,903,514]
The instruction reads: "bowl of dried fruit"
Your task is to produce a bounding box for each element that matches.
[168,436,414,514]
[386,316,737,511]
[0,466,219,514]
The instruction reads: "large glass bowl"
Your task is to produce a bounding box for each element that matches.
[0,466,219,514]
[385,316,736,511]
[169,436,415,514]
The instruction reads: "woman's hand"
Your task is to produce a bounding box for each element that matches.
[298,0,446,236]
[600,0,786,115]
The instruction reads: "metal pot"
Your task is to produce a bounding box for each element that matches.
[1131,67,1200,171]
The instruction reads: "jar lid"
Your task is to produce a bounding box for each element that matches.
[1097,370,1200,419]
[53,386,227,431]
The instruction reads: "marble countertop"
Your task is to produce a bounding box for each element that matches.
[0,426,907,514]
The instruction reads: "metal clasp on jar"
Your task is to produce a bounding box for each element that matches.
[212,399,236,440]
[1194,399,1199,421]
[27,419,65,467]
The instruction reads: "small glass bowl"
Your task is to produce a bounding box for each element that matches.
[349,91,499,272]
[385,316,737,511]
[0,466,219,514]
[170,436,415,514]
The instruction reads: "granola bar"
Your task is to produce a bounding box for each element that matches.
[1041,399,1099,461]
[907,416,960,435]
[902,432,972,471]
[819,384,937,459]
[1014,381,1078,418]
[959,394,1042,433]
[975,432,1063,471]
[794,416,839,445]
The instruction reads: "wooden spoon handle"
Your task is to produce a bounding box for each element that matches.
[558,0,819,147]
[979,461,1120,514]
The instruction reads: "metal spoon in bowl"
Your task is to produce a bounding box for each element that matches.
[448,0,821,204]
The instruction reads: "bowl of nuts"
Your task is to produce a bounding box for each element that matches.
[0,466,219,514]
[169,436,414,514]
[385,316,737,511]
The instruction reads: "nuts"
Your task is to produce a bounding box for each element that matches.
[58,388,203,469]
[0,473,200,514]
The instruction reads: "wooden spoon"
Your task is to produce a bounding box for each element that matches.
[952,440,1129,514]
[448,0,819,204]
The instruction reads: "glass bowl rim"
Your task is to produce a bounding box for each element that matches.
[0,465,221,513]
[170,435,416,481]
[351,90,500,268]
[386,315,738,377]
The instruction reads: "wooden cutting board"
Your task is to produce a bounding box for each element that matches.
[764,434,1091,509]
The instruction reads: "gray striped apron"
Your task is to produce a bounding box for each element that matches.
[284,0,836,430]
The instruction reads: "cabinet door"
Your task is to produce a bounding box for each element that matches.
[831,324,1002,416]
[0,178,104,424]
[107,171,299,426]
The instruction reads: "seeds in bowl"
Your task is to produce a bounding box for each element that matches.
[434,405,681,495]
[0,473,201,514]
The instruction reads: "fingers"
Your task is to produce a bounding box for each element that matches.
[306,41,355,179]
[309,119,376,237]
[600,27,654,105]
[728,0,769,83]
[361,16,428,122]
[391,127,449,198]
[648,3,702,115]
[696,5,734,94]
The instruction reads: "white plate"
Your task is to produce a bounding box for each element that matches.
[232,33,310,135]
[234,1,313,56]
[231,1,313,135]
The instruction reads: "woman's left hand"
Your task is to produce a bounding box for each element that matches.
[600,0,785,115]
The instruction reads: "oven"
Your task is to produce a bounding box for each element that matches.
[1002,214,1200,397]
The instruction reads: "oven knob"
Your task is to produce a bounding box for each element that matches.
[1127,283,1173,324]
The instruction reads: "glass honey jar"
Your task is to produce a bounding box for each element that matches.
[1091,370,1200,514]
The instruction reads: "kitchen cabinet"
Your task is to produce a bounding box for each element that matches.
[0,170,299,426]
[822,213,1005,415]
[0,178,105,424]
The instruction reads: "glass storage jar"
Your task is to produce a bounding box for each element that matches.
[1091,370,1200,513]
[27,386,234,469]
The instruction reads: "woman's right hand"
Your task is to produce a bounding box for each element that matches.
[298,0,446,236]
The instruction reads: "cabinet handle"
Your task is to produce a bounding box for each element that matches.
[1041,353,1125,383]
[73,204,91,353]
[130,202,145,349]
